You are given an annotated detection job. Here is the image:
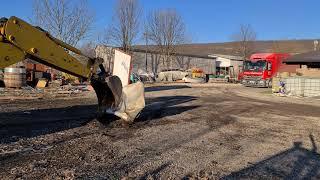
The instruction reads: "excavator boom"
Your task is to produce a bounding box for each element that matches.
[0,16,145,122]
[0,16,95,79]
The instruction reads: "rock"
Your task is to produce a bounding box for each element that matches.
[61,169,75,180]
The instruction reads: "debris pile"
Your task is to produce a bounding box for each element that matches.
[157,70,188,82]
[57,83,93,95]
[0,81,94,100]
[0,86,43,99]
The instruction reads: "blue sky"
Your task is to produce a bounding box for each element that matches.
[2,0,320,43]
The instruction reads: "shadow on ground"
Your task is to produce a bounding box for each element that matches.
[140,162,172,179]
[0,95,199,143]
[145,85,191,92]
[136,95,199,123]
[0,105,97,143]
[0,80,4,87]
[222,134,320,179]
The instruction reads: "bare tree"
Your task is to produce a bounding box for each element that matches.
[150,53,161,74]
[79,41,96,58]
[106,0,141,52]
[32,0,94,46]
[146,9,186,69]
[232,24,256,59]
[175,56,191,70]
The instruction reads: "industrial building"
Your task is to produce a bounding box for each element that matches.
[208,54,244,78]
[131,48,217,75]
[284,50,320,77]
[130,48,246,77]
[275,51,320,97]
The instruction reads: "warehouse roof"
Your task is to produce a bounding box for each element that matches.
[208,54,244,61]
[284,51,320,63]
[130,47,216,59]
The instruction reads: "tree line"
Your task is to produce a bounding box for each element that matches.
[32,0,258,67]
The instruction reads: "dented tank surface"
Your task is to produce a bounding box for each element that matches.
[90,75,145,122]
[90,75,122,115]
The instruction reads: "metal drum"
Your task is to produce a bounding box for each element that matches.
[4,64,26,88]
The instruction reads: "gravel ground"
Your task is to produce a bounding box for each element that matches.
[1,83,320,179]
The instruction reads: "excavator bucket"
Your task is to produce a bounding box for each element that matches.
[91,75,145,123]
[0,16,144,123]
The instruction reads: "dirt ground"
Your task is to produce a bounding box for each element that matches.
[1,83,320,179]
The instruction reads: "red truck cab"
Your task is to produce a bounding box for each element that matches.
[241,53,290,87]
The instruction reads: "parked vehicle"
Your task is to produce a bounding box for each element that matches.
[241,53,290,87]
[209,66,242,83]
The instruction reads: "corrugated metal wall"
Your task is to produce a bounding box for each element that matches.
[95,45,217,75]
[132,52,216,74]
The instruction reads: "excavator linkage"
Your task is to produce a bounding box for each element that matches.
[0,16,145,123]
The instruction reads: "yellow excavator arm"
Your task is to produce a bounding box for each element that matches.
[0,16,145,122]
[0,16,96,79]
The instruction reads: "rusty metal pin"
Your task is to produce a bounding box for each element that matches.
[30,48,38,54]
[8,35,15,41]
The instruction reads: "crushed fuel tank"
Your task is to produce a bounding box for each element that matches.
[91,75,145,122]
